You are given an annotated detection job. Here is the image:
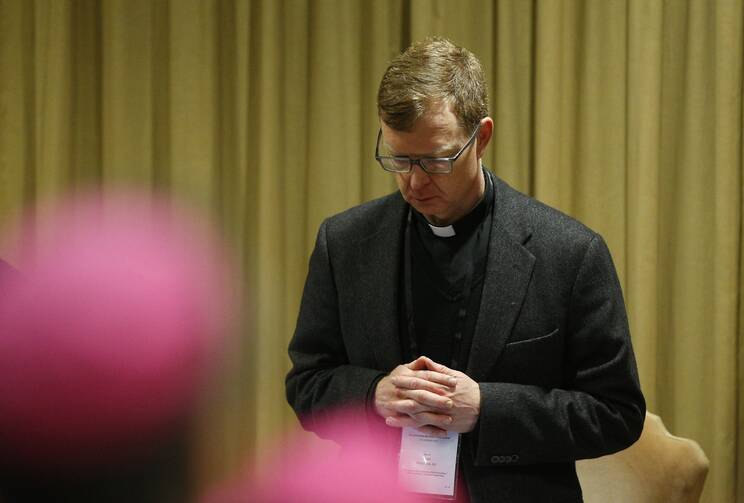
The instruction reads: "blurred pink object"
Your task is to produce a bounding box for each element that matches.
[0,191,232,467]
[204,409,428,503]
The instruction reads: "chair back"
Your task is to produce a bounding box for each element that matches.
[576,412,709,503]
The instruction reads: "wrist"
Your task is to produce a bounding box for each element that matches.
[366,373,387,418]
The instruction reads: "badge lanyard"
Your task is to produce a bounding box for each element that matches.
[398,171,493,501]
[402,171,494,368]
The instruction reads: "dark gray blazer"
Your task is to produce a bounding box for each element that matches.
[286,174,645,503]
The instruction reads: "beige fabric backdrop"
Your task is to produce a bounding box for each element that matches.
[0,1,742,501]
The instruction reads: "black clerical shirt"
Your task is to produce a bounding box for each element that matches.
[401,169,494,370]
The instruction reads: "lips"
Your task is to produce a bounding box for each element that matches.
[410,195,436,203]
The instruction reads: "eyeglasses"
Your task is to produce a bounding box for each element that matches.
[374,124,481,175]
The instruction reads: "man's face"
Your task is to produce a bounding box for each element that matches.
[380,102,489,226]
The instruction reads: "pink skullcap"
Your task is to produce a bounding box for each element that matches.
[0,190,232,468]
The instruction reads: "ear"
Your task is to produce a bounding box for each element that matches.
[475,117,494,159]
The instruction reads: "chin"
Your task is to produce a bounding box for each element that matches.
[409,199,438,214]
[411,203,448,223]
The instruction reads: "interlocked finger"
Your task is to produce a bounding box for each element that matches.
[390,399,427,415]
[385,411,453,430]
[391,375,451,395]
[398,389,453,411]
[412,370,457,387]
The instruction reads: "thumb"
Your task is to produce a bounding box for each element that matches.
[419,356,456,376]
[405,356,430,370]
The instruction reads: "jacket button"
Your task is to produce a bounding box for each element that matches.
[491,454,519,464]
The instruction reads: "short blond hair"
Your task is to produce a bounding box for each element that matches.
[377,37,489,132]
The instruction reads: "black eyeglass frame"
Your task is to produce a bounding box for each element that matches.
[374,123,481,175]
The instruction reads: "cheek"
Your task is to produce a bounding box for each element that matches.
[451,165,479,194]
[429,175,453,199]
[394,174,408,194]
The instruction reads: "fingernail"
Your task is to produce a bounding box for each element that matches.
[446,400,453,409]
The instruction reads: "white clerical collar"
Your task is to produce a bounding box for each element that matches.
[428,224,456,237]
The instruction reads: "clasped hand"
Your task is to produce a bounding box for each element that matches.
[374,356,480,436]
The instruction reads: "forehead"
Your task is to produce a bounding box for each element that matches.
[380,102,467,157]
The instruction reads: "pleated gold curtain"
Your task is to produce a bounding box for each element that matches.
[0,1,742,502]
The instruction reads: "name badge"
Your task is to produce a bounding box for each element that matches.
[398,427,460,499]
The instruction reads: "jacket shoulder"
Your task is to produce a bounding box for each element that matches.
[495,176,598,250]
[323,192,406,240]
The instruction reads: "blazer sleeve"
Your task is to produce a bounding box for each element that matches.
[471,234,646,466]
[285,220,386,437]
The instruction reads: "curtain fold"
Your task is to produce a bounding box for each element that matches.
[0,1,741,501]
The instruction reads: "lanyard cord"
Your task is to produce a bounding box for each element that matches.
[403,171,494,367]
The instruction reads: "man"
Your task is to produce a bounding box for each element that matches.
[286,37,645,502]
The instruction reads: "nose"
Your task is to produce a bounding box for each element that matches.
[408,164,431,191]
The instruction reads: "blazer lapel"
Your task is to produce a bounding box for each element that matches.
[466,178,535,381]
